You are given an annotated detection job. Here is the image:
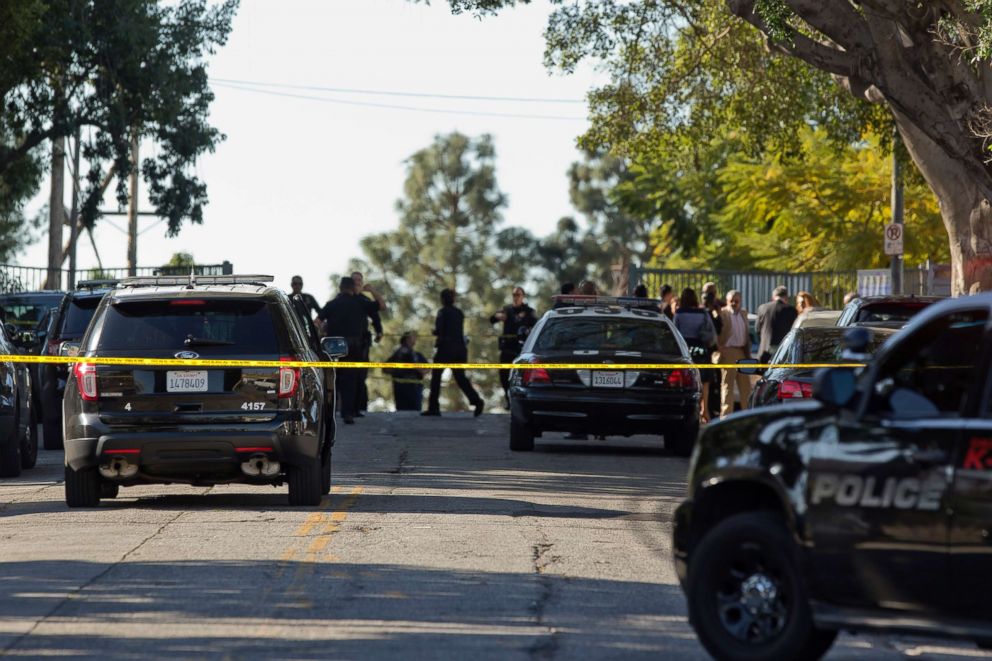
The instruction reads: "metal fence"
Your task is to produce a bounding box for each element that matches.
[628,266,858,312]
[0,261,234,293]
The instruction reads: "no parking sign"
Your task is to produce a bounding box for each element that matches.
[884,223,904,255]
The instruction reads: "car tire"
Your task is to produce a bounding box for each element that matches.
[687,511,836,661]
[509,417,534,451]
[100,482,119,499]
[65,465,101,507]
[320,445,332,495]
[0,422,21,478]
[288,457,322,506]
[667,420,699,458]
[20,403,38,470]
[43,416,62,451]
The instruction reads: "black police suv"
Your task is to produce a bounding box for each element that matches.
[62,275,347,507]
[673,293,992,659]
[835,294,941,328]
[0,322,38,477]
[40,281,117,450]
[746,325,896,408]
[508,295,701,455]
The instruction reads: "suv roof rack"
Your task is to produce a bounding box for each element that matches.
[76,279,120,290]
[119,274,275,288]
[552,294,662,309]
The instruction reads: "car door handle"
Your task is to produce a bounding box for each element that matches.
[909,449,947,467]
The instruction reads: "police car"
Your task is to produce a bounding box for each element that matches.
[673,293,992,659]
[508,295,701,455]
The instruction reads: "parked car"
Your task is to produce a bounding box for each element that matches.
[0,291,66,414]
[508,295,701,455]
[745,326,896,407]
[62,274,347,507]
[673,294,992,659]
[0,322,38,477]
[40,281,117,450]
[793,308,841,329]
[835,295,941,328]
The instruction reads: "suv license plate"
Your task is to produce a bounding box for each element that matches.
[592,370,624,388]
[167,370,208,392]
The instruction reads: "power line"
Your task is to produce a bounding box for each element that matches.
[210,77,586,104]
[211,82,588,121]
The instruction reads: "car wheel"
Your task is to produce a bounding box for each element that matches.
[320,445,332,495]
[42,416,62,451]
[20,403,38,470]
[509,417,534,451]
[100,482,119,499]
[687,512,836,661]
[65,465,101,507]
[667,420,699,458]
[288,457,322,506]
[0,423,21,478]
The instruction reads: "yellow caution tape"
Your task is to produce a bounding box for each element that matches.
[0,354,865,370]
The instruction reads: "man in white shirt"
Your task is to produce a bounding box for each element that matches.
[714,290,752,418]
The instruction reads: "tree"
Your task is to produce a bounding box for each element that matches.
[358,133,524,409]
[0,0,238,270]
[442,0,992,294]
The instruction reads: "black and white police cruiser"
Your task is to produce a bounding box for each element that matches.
[673,292,992,659]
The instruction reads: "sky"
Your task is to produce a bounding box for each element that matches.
[20,0,605,304]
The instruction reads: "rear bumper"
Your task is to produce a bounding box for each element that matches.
[509,386,698,435]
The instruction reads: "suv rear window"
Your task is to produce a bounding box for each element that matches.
[60,296,104,337]
[801,332,890,362]
[535,318,682,354]
[855,302,930,324]
[95,299,281,355]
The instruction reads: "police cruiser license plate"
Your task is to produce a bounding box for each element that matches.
[167,370,208,392]
[592,370,624,388]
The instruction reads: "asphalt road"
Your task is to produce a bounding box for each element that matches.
[0,413,987,660]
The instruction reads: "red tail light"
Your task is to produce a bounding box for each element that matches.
[667,368,697,389]
[279,356,301,398]
[778,379,813,400]
[169,299,206,306]
[73,362,98,401]
[521,367,551,385]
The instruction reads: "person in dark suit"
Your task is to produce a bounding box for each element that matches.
[756,285,799,363]
[317,277,378,424]
[423,289,484,417]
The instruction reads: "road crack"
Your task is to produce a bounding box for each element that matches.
[528,537,560,660]
[0,510,187,655]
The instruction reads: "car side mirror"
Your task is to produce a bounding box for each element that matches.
[3,323,16,339]
[813,368,857,409]
[59,341,81,358]
[321,336,349,359]
[736,357,761,376]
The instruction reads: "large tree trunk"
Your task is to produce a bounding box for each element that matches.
[895,113,992,294]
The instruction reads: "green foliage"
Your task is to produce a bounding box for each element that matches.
[0,0,238,237]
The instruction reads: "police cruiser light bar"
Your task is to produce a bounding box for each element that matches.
[120,275,275,287]
[551,294,662,308]
[76,279,120,290]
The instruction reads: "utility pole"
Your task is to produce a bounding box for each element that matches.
[47,136,66,290]
[67,128,82,289]
[126,131,139,276]
[890,129,905,296]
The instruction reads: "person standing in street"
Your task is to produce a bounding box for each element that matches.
[289,276,321,320]
[386,331,429,411]
[350,271,385,416]
[490,286,538,402]
[318,277,378,424]
[756,285,798,364]
[673,288,717,423]
[714,290,752,419]
[660,283,675,319]
[424,289,484,417]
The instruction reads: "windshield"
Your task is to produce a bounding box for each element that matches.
[60,296,103,338]
[94,299,281,355]
[534,317,682,355]
[855,302,931,324]
[0,295,63,329]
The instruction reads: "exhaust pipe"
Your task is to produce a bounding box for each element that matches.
[99,455,139,479]
[241,453,280,477]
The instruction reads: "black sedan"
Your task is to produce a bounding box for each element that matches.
[747,325,896,408]
[508,296,701,456]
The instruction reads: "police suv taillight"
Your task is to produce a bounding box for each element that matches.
[73,362,98,401]
[279,357,301,398]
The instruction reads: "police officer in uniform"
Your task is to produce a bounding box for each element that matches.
[351,271,385,416]
[289,276,321,319]
[489,286,537,402]
[423,289,484,417]
[318,277,378,424]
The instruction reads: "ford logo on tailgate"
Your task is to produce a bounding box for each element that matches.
[175,351,200,360]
